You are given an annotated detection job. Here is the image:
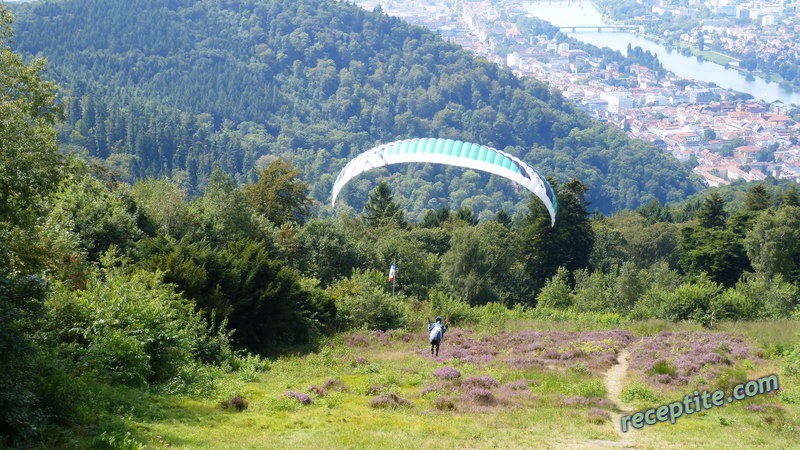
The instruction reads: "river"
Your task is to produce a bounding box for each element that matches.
[523,0,800,106]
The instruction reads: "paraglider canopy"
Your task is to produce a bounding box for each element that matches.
[331,138,558,226]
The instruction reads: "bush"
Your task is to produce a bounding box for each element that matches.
[217,239,330,351]
[92,431,144,450]
[283,391,313,405]
[82,330,152,387]
[587,408,611,424]
[572,269,616,314]
[463,388,496,406]
[729,274,799,319]
[426,289,479,325]
[328,270,408,330]
[369,393,412,409]
[785,343,800,378]
[535,267,573,309]
[231,352,270,382]
[220,396,249,412]
[562,379,606,398]
[648,359,677,377]
[365,385,387,395]
[321,378,348,392]
[0,274,49,443]
[620,383,662,404]
[635,277,720,325]
[156,364,216,397]
[711,289,757,321]
[433,395,456,410]
[45,268,226,386]
[433,367,461,380]
[461,376,500,390]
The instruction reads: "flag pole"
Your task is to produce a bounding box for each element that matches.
[388,262,397,296]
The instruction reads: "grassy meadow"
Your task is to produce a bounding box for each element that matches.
[100,319,800,449]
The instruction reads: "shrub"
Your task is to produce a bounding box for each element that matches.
[321,378,348,392]
[215,238,331,350]
[648,359,677,377]
[426,289,478,325]
[220,396,249,412]
[636,278,721,325]
[731,274,799,319]
[564,379,606,398]
[783,343,800,378]
[464,388,496,406]
[232,353,270,382]
[572,269,616,314]
[92,431,144,450]
[307,386,327,397]
[711,289,758,321]
[352,356,369,366]
[329,270,408,330]
[535,267,573,309]
[343,334,370,347]
[82,330,152,387]
[461,376,500,390]
[47,268,219,386]
[561,396,614,408]
[503,379,539,391]
[433,396,456,410]
[620,384,662,404]
[433,367,461,380]
[369,393,412,409]
[421,384,445,396]
[629,331,757,387]
[283,391,312,405]
[587,408,611,424]
[366,385,387,395]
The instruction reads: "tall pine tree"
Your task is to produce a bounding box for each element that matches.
[519,178,594,300]
[363,181,406,228]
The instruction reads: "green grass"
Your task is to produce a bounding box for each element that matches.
[696,50,737,65]
[86,320,800,448]
[716,320,800,351]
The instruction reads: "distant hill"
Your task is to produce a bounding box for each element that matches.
[9,0,701,216]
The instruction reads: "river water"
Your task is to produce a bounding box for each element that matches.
[523,0,800,105]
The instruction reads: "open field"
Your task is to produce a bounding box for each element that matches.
[120,320,799,449]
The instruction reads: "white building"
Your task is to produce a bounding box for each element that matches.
[601,92,635,113]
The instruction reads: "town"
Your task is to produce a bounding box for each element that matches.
[349,0,800,187]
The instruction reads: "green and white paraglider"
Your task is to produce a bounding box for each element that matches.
[331,138,558,226]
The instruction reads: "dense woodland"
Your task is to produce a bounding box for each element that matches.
[8,0,700,216]
[2,1,800,447]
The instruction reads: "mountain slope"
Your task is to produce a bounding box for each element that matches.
[10,0,700,215]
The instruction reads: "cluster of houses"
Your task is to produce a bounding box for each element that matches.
[511,45,800,185]
[351,0,800,186]
[658,0,800,73]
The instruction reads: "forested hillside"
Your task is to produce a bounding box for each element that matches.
[9,0,700,215]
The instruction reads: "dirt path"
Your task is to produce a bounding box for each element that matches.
[563,349,637,448]
[605,348,636,445]
[606,348,630,411]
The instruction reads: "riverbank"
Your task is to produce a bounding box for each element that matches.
[629,30,800,94]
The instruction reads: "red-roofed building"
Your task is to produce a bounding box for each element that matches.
[734,145,761,161]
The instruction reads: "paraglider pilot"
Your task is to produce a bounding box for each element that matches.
[428,316,447,356]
